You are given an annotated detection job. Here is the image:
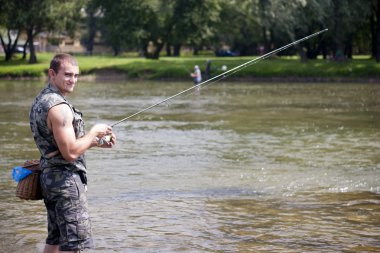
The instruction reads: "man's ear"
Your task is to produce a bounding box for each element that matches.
[48,69,56,81]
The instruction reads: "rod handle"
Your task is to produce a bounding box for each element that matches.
[97,134,113,146]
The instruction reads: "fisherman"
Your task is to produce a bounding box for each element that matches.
[190,65,202,85]
[30,53,116,253]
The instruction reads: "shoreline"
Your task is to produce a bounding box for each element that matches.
[1,71,380,84]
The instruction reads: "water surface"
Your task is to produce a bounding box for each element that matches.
[0,80,379,252]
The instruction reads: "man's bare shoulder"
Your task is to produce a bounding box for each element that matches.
[48,103,73,128]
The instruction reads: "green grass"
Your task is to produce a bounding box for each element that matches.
[1,53,379,80]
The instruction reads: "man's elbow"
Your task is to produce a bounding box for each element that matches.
[62,152,80,163]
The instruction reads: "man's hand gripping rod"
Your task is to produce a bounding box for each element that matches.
[109,29,328,128]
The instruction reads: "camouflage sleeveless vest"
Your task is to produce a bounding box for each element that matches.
[30,83,87,173]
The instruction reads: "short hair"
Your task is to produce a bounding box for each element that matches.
[49,53,78,73]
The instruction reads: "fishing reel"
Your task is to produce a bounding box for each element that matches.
[96,134,113,146]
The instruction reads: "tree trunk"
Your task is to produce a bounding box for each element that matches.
[371,6,376,59]
[321,40,327,60]
[299,46,307,63]
[166,44,172,56]
[306,44,316,59]
[333,0,345,61]
[153,42,164,59]
[112,46,120,56]
[173,44,181,56]
[193,47,199,56]
[145,41,164,59]
[22,41,28,60]
[27,27,37,64]
[262,27,269,53]
[142,43,148,58]
[259,0,270,53]
[86,10,97,55]
[0,35,12,61]
[376,0,380,62]
[345,35,353,59]
[0,29,19,61]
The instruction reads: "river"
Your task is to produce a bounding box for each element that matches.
[0,80,379,252]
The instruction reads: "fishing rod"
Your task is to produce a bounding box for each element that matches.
[110,29,328,128]
[181,63,193,74]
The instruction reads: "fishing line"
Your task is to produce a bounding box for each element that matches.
[180,62,192,75]
[110,29,328,128]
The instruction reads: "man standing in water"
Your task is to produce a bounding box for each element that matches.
[190,65,202,85]
[30,53,116,253]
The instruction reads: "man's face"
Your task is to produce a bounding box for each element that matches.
[49,62,79,96]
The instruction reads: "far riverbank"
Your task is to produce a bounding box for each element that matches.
[1,53,380,82]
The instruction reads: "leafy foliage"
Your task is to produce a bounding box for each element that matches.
[1,0,379,61]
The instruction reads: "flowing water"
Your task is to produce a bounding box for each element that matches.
[0,80,379,253]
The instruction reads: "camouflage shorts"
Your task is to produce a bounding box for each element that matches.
[40,168,93,251]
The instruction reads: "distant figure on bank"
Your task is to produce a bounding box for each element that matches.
[190,65,202,85]
[205,60,211,80]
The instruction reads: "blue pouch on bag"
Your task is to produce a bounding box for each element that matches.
[12,166,32,182]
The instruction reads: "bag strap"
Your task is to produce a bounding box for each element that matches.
[23,160,41,171]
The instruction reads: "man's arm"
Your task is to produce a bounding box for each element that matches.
[48,103,113,162]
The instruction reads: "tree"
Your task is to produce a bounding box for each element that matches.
[2,0,374,61]
[0,1,24,61]
[374,0,380,61]
[99,0,158,57]
[263,0,371,60]
[134,0,221,58]
[25,0,84,63]
[79,0,377,60]
[293,0,332,59]
[255,0,307,55]
[327,0,371,60]
[2,0,84,64]
[215,0,311,57]
[213,0,261,56]
[82,0,102,55]
[170,0,221,56]
[99,0,222,58]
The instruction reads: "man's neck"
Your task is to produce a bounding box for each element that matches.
[49,82,67,97]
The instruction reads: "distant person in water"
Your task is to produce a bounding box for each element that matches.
[190,65,202,85]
